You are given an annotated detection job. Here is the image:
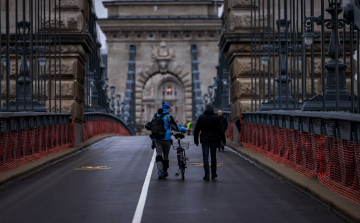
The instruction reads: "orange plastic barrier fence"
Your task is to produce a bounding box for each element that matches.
[225,120,233,141]
[239,119,360,205]
[0,120,74,174]
[82,119,131,142]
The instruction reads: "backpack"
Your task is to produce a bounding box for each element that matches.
[150,114,168,139]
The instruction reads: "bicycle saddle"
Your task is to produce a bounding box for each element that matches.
[174,133,185,139]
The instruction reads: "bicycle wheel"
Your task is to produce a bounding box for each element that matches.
[181,163,185,180]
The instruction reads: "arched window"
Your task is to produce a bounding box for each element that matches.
[166,85,172,95]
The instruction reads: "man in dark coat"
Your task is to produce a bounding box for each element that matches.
[194,103,226,180]
[217,110,228,151]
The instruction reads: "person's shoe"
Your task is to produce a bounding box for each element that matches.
[203,175,210,180]
[218,148,220,151]
[164,172,169,178]
[158,172,164,179]
[211,173,217,180]
[222,146,225,151]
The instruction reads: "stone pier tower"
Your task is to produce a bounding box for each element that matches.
[98,0,222,134]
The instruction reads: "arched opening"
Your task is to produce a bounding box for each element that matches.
[142,74,186,128]
[134,59,192,135]
[139,73,187,135]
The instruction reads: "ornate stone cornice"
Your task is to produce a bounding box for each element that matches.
[219,32,251,53]
[0,33,94,56]
[59,33,95,54]
[228,0,256,10]
[101,26,222,32]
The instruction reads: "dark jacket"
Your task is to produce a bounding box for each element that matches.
[194,109,226,145]
[219,115,228,132]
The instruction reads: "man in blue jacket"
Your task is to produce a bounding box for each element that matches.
[153,102,188,179]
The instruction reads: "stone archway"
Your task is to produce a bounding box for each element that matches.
[135,42,192,131]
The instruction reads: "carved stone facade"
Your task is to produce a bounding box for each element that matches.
[99,0,222,134]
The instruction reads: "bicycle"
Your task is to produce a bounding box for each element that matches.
[172,132,189,180]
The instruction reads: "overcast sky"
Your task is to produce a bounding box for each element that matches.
[94,0,224,50]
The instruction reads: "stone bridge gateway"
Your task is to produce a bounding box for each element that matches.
[0,0,360,222]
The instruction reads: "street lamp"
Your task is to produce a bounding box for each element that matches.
[116,94,121,115]
[110,85,115,114]
[260,45,272,67]
[302,0,355,111]
[213,77,218,90]
[1,21,47,112]
[203,93,209,104]
[260,55,270,66]
[288,45,302,64]
[208,85,214,97]
[260,19,300,111]
[277,19,290,32]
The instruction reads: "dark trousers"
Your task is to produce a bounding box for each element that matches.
[202,143,217,176]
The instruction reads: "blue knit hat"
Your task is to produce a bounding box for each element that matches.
[162,102,171,109]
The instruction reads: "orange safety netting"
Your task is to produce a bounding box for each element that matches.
[82,119,131,142]
[239,119,360,205]
[225,120,233,141]
[0,120,74,174]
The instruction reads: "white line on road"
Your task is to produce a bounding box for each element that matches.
[132,150,156,223]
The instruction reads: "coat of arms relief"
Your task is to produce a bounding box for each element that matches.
[151,41,175,74]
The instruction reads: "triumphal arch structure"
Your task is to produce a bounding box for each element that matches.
[99,0,222,134]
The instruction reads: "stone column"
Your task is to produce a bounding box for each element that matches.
[56,0,94,144]
[220,0,254,121]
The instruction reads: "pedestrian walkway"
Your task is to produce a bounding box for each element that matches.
[0,136,343,223]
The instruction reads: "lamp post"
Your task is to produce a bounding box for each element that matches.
[110,85,115,114]
[120,101,125,117]
[100,64,106,111]
[116,94,121,115]
[302,0,355,111]
[203,93,209,104]
[208,85,214,103]
[260,19,300,111]
[221,72,230,107]
[103,77,111,112]
[1,21,47,112]
[212,76,219,107]
[85,71,95,112]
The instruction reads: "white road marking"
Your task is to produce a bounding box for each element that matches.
[132,150,156,223]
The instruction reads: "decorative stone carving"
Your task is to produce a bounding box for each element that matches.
[135,44,192,128]
[1,1,12,11]
[58,45,88,63]
[59,0,89,14]
[43,12,87,33]
[230,12,267,31]
[230,0,253,9]
[151,41,175,74]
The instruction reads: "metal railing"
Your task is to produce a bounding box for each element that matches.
[0,112,74,174]
[249,0,359,112]
[84,112,133,136]
[84,0,109,113]
[0,0,62,113]
[239,0,360,205]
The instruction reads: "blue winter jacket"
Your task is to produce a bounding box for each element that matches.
[153,109,187,141]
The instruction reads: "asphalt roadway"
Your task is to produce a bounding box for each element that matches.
[0,136,345,223]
